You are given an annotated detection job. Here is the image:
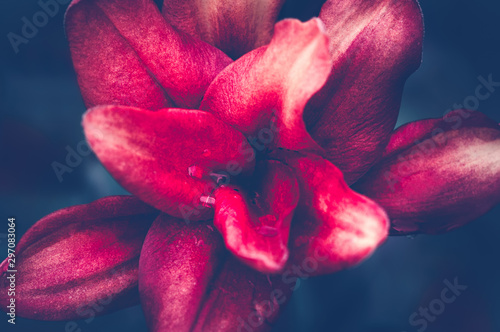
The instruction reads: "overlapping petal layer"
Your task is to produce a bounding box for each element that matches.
[278,152,389,275]
[355,110,500,234]
[162,0,285,59]
[83,105,254,221]
[19,1,499,330]
[139,214,292,332]
[0,196,158,320]
[304,0,424,183]
[201,18,332,152]
[66,0,232,110]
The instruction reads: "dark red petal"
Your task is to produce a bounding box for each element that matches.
[282,152,389,275]
[191,258,291,332]
[139,214,292,332]
[0,196,158,320]
[201,18,332,152]
[383,109,500,156]
[83,105,254,221]
[66,0,232,110]
[66,0,172,110]
[139,214,225,331]
[162,0,285,59]
[303,0,424,183]
[355,110,500,235]
[213,160,299,273]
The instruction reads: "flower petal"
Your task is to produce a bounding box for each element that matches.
[83,105,254,221]
[354,110,500,235]
[201,18,332,152]
[281,152,389,275]
[66,0,172,110]
[66,0,232,110]
[0,196,158,320]
[192,257,291,332]
[162,0,285,59]
[139,214,292,332]
[139,214,225,331]
[213,160,299,273]
[303,0,424,183]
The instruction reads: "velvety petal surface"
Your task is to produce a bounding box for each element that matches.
[66,0,232,110]
[355,110,500,235]
[303,0,424,183]
[139,214,224,332]
[0,196,158,320]
[191,257,291,332]
[83,105,254,221]
[162,0,285,59]
[279,152,389,275]
[213,160,299,273]
[139,214,292,332]
[201,18,332,152]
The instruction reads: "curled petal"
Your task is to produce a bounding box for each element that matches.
[139,214,292,332]
[304,0,424,183]
[162,0,285,59]
[355,110,500,235]
[279,152,388,275]
[66,0,232,109]
[0,196,158,320]
[83,105,254,221]
[213,160,299,273]
[201,18,332,152]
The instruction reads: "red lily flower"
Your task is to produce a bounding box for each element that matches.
[2,0,499,331]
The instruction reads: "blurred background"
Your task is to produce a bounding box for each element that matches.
[1,0,499,331]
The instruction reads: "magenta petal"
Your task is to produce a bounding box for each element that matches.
[201,18,332,152]
[283,152,389,275]
[139,214,292,332]
[191,258,291,332]
[0,196,158,320]
[213,160,299,273]
[83,105,254,221]
[66,0,172,110]
[355,110,500,235]
[162,0,285,59]
[66,0,232,109]
[304,0,424,183]
[139,214,225,331]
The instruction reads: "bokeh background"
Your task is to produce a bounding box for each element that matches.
[1,0,499,331]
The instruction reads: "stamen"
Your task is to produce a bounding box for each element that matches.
[209,172,230,186]
[200,195,215,207]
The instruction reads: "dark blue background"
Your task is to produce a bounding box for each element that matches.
[1,1,499,331]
